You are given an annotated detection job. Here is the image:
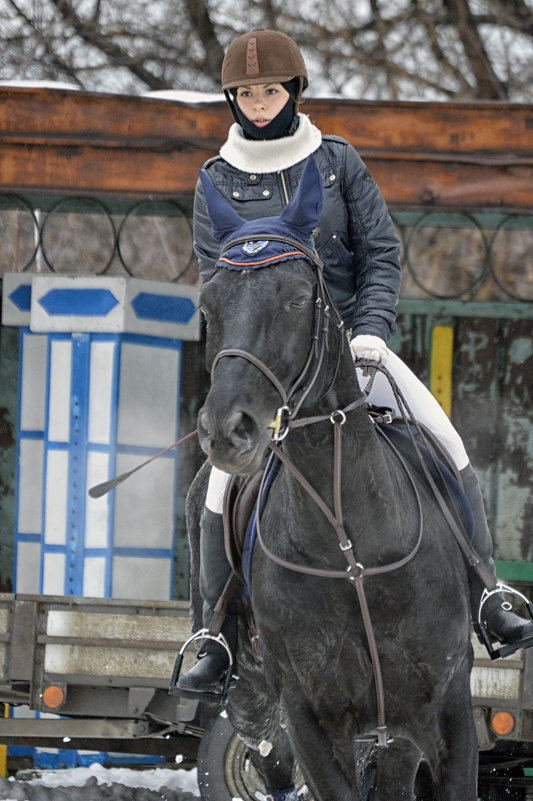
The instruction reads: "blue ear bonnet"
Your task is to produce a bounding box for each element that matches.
[199,155,324,271]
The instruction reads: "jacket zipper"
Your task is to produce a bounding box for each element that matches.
[279,170,290,205]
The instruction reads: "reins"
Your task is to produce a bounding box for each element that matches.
[248,360,496,748]
[208,233,429,747]
[210,235,395,747]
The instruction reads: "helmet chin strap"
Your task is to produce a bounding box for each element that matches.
[224,89,241,126]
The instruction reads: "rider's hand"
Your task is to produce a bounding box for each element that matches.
[350,335,389,366]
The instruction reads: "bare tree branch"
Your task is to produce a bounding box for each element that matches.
[412,0,474,95]
[48,0,170,89]
[5,0,84,85]
[0,0,531,100]
[369,0,399,98]
[443,0,507,98]
[183,0,225,81]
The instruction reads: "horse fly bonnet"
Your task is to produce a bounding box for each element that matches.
[198,155,324,271]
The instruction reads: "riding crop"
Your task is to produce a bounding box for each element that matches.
[87,429,198,498]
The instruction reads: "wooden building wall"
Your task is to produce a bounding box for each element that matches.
[0,86,531,208]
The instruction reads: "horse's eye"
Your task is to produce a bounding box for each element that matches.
[287,296,310,311]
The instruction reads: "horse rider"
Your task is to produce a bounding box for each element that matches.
[175,28,533,697]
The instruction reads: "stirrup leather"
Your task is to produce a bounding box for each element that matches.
[169,628,234,699]
[476,583,533,660]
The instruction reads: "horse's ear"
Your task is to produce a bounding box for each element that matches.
[279,156,323,236]
[199,169,246,242]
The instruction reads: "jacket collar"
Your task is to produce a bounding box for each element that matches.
[219,114,322,174]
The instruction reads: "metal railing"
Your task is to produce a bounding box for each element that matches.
[1,196,533,302]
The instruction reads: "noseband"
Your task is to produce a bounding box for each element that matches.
[210,234,345,440]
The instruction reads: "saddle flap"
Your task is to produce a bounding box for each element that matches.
[223,471,263,579]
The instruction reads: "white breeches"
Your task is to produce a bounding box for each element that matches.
[205,350,469,514]
[357,350,469,471]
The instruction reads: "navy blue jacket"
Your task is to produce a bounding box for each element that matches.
[193,133,401,340]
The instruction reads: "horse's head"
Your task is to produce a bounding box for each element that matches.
[198,157,344,474]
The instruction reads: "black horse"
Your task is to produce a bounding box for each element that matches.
[187,157,477,801]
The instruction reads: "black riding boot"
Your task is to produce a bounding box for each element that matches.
[462,464,533,646]
[176,508,237,696]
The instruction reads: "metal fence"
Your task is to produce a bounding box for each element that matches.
[1,195,533,303]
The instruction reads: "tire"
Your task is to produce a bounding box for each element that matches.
[196,711,312,801]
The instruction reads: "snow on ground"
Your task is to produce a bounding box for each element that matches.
[0,763,200,801]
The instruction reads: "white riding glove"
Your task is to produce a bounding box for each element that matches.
[350,334,389,367]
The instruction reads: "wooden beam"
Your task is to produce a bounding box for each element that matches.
[0,86,532,207]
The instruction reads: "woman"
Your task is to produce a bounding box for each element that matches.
[176,28,532,697]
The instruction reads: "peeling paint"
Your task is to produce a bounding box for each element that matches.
[393,308,533,576]
[508,336,533,365]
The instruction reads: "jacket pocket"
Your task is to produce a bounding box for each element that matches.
[319,234,357,306]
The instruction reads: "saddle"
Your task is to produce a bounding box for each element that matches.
[222,471,263,585]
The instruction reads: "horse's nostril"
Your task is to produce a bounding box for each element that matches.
[198,409,211,435]
[227,411,255,450]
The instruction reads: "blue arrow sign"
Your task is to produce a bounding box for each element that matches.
[9,284,32,312]
[38,288,120,316]
[131,292,197,324]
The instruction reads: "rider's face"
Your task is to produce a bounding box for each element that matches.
[235,83,291,130]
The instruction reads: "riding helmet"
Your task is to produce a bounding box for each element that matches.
[221,28,308,98]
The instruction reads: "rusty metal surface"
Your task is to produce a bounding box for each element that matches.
[392,306,533,565]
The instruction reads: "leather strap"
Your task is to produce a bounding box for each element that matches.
[207,572,240,637]
[372,365,497,592]
[212,348,288,405]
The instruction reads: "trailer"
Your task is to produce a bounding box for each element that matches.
[0,593,206,760]
[0,590,530,798]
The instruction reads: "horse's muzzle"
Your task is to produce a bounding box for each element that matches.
[198,405,269,474]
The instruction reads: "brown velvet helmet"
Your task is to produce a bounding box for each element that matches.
[221,28,308,99]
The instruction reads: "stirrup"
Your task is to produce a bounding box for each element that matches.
[476,583,533,660]
[168,628,235,699]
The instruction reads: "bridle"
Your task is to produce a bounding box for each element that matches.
[210,234,346,441]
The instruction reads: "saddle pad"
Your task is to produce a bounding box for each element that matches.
[378,421,474,541]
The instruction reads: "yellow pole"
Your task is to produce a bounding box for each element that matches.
[430,325,454,418]
[0,704,8,777]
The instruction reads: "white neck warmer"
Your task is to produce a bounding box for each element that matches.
[219,114,323,174]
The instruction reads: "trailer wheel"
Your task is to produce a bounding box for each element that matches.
[197,712,312,801]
